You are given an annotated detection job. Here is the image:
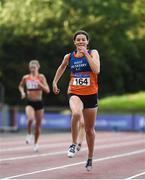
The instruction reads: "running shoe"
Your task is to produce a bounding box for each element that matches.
[77,143,82,151]
[67,144,77,158]
[85,159,93,171]
[25,134,33,144]
[33,144,39,152]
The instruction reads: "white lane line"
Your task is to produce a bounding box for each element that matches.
[0,139,144,162]
[125,171,145,179]
[0,142,69,152]
[0,150,66,162]
[0,134,142,152]
[0,138,70,146]
[2,149,145,180]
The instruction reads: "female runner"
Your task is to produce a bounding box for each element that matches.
[53,30,100,170]
[19,60,50,152]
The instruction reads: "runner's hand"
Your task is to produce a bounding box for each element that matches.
[78,46,88,55]
[36,80,43,88]
[53,83,60,95]
[21,92,26,99]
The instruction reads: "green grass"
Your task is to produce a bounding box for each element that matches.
[99,91,145,112]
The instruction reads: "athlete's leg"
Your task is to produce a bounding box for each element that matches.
[83,108,97,159]
[69,96,84,144]
[25,106,34,134]
[34,109,44,145]
[67,96,84,157]
[25,106,34,143]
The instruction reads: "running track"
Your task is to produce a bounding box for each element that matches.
[0,132,145,179]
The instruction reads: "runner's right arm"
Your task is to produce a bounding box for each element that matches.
[52,54,70,94]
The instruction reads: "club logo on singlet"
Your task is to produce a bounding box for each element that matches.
[26,80,39,90]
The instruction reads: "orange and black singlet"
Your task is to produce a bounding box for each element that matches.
[68,50,98,95]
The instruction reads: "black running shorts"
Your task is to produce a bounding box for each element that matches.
[68,93,98,109]
[27,100,44,110]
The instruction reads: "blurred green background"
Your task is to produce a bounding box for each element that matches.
[0,0,145,108]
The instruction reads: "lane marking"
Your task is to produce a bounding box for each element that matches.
[125,171,145,179]
[2,149,145,179]
[0,139,144,162]
[0,134,142,153]
[0,142,69,152]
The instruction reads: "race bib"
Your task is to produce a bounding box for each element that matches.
[73,74,90,86]
[26,80,39,89]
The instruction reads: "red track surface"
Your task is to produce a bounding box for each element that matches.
[0,132,145,179]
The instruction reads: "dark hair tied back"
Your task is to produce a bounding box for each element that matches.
[73,30,89,41]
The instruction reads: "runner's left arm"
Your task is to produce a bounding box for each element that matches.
[78,47,100,74]
[38,75,50,93]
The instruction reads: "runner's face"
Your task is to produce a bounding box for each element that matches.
[29,64,39,74]
[74,34,89,49]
